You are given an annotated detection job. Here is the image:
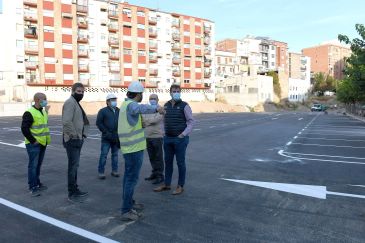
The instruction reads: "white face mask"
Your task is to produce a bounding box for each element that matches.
[110,101,117,108]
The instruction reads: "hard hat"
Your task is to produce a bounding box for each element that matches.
[128,81,144,93]
[106,93,117,100]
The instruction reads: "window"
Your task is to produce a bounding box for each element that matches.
[138,50,146,56]
[138,78,146,82]
[17,72,24,79]
[122,8,131,15]
[184,79,190,84]
[16,7,22,15]
[137,11,145,17]
[184,43,190,48]
[123,49,132,55]
[16,56,23,63]
[0,72,3,80]
[137,24,145,30]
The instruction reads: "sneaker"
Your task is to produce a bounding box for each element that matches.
[111,171,120,177]
[74,189,88,197]
[98,173,106,180]
[30,188,41,197]
[152,177,164,185]
[144,175,156,181]
[133,202,144,211]
[119,209,143,221]
[37,183,48,191]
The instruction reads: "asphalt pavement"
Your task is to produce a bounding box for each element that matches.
[0,111,364,243]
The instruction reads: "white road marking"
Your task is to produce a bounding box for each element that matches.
[296,137,365,142]
[298,118,303,120]
[193,128,201,131]
[283,151,365,160]
[293,136,298,139]
[209,126,216,128]
[222,179,365,200]
[278,150,365,165]
[272,118,278,120]
[291,142,365,149]
[286,141,292,146]
[0,141,25,148]
[348,185,365,188]
[301,132,365,137]
[0,197,119,243]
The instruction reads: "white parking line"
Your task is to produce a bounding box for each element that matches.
[301,132,365,137]
[298,118,303,120]
[193,128,201,131]
[291,142,365,149]
[296,137,365,142]
[0,197,118,243]
[283,151,365,160]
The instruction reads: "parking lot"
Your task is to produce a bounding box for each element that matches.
[0,112,365,242]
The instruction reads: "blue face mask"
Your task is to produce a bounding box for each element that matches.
[110,101,117,108]
[172,92,181,101]
[149,100,157,106]
[40,100,48,108]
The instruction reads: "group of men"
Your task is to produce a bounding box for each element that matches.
[21,81,194,221]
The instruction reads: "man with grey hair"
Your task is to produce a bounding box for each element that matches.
[62,83,90,202]
[142,94,164,184]
[21,92,51,197]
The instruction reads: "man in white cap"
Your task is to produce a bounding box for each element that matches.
[118,81,164,221]
[96,93,120,179]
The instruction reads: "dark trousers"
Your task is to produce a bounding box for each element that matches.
[26,143,46,190]
[64,139,84,194]
[163,136,189,187]
[98,141,119,173]
[146,137,164,178]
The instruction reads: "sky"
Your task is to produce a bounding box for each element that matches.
[128,0,364,52]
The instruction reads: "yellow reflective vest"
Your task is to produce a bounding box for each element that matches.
[118,100,146,154]
[25,107,51,146]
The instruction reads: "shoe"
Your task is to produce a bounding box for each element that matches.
[145,175,156,181]
[73,189,88,197]
[133,202,144,211]
[153,185,171,192]
[119,209,143,221]
[152,177,164,185]
[172,186,184,195]
[111,171,120,177]
[98,173,106,180]
[30,188,41,197]
[37,183,48,191]
[68,194,84,203]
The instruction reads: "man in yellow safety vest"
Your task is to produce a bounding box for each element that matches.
[118,81,164,221]
[21,92,51,197]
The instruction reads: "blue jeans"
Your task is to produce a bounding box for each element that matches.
[98,141,119,173]
[121,150,144,214]
[26,143,46,190]
[164,136,189,187]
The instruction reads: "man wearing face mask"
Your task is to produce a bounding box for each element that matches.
[154,83,194,195]
[142,94,164,185]
[21,92,51,197]
[118,81,165,221]
[62,83,90,202]
[96,93,120,179]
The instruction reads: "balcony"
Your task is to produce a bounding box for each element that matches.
[204,70,212,78]
[78,63,89,73]
[24,27,37,39]
[77,34,88,43]
[24,0,37,7]
[109,52,120,60]
[172,69,181,77]
[149,16,157,25]
[109,65,120,73]
[172,33,180,41]
[78,76,89,86]
[204,37,210,45]
[149,28,157,38]
[172,43,181,51]
[25,61,38,70]
[77,5,88,14]
[108,37,119,46]
[108,10,118,19]
[172,57,181,65]
[204,47,211,55]
[149,68,158,76]
[149,54,158,63]
[172,18,180,28]
[24,11,37,22]
[204,59,212,67]
[108,23,118,32]
[77,17,88,29]
[78,48,89,58]
[26,74,37,84]
[204,24,211,34]
[149,41,158,50]
[25,45,38,55]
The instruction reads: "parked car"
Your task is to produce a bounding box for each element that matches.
[311,104,326,112]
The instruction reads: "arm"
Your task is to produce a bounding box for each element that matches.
[181,104,194,137]
[143,113,164,125]
[128,102,157,115]
[96,109,108,133]
[62,100,77,137]
[21,111,37,144]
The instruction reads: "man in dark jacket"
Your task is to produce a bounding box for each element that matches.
[96,93,120,179]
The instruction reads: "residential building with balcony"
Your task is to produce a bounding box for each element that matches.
[288,52,311,102]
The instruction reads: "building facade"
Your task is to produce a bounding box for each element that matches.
[0,0,215,108]
[288,52,311,102]
[302,41,351,80]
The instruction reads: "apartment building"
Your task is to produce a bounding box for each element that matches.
[288,52,311,102]
[215,50,237,79]
[1,0,215,108]
[302,40,351,80]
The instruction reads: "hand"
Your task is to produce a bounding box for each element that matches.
[157,106,165,115]
[178,134,185,138]
[45,105,51,113]
[33,141,39,145]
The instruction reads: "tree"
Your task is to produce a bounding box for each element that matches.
[336,78,362,104]
[338,24,365,96]
[312,72,336,95]
[267,71,281,99]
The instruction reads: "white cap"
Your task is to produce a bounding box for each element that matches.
[106,93,117,100]
[128,81,144,93]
